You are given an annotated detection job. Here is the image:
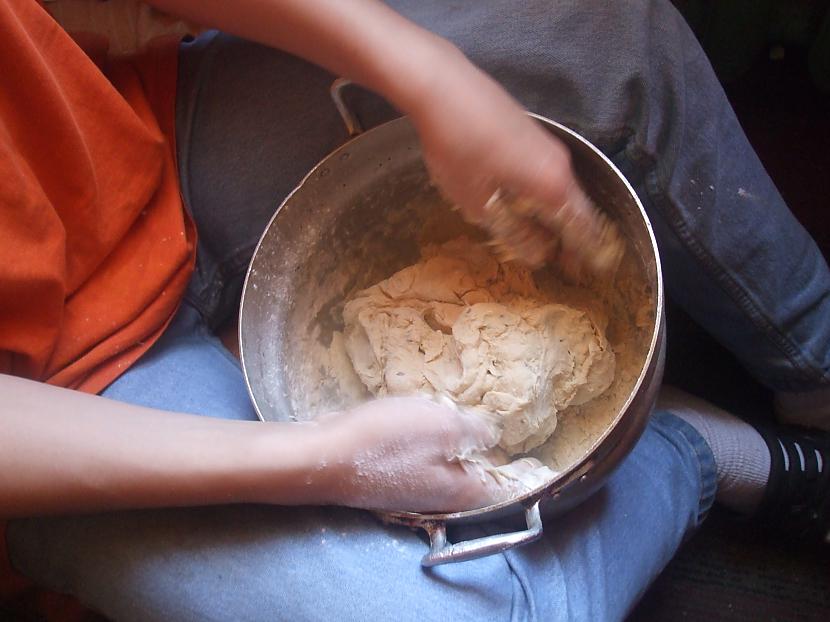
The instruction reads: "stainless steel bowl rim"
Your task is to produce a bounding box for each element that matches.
[239,112,664,524]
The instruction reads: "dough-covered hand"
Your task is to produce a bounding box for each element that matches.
[407,48,623,276]
[313,396,550,513]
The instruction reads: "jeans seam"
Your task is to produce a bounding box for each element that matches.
[626,142,830,388]
[178,33,231,327]
[183,251,223,323]
[222,243,258,281]
[652,411,717,523]
[175,37,208,231]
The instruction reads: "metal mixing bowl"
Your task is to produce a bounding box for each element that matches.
[239,82,664,565]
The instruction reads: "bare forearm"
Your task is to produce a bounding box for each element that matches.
[0,375,526,517]
[145,0,459,115]
[0,374,325,518]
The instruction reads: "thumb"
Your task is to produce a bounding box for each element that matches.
[447,406,502,455]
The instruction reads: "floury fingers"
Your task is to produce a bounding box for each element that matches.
[475,185,626,280]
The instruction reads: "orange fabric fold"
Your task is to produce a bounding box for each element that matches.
[0,0,195,394]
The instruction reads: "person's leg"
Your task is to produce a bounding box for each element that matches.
[378,0,828,528]
[384,0,830,416]
[101,303,256,421]
[174,31,401,330]
[7,302,714,620]
[659,385,830,538]
[658,385,771,514]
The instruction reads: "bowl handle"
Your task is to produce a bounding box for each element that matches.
[330,78,364,137]
[420,500,543,567]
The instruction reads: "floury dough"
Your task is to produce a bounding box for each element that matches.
[339,237,616,455]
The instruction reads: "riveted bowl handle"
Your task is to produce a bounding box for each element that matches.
[330,78,364,137]
[421,500,543,566]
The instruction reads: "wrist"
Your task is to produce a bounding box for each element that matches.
[298,417,355,507]
[239,421,337,506]
[377,32,471,121]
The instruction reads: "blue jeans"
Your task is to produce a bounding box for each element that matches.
[8,1,829,620]
[10,304,716,622]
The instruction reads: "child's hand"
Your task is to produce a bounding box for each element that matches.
[403,48,622,276]
[312,396,548,513]
[409,51,575,227]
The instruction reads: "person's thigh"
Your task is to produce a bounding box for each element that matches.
[100,303,256,420]
[177,0,830,394]
[387,0,830,394]
[8,422,712,622]
[175,33,401,327]
[7,304,714,622]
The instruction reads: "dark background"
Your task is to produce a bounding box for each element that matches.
[630,2,830,620]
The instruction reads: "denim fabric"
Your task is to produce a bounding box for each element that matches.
[8,303,715,622]
[8,0,827,619]
[178,0,830,392]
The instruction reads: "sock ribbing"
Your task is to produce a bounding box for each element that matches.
[657,386,770,515]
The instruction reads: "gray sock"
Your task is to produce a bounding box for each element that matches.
[657,386,770,515]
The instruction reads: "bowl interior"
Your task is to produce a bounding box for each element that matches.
[240,116,660,484]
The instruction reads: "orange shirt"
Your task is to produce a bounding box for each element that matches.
[0,0,196,394]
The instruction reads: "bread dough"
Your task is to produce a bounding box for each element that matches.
[340,237,615,455]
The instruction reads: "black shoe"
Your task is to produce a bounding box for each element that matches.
[754,424,830,542]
